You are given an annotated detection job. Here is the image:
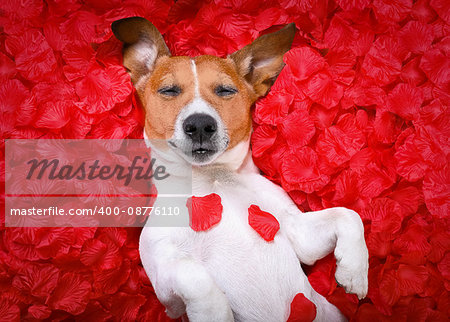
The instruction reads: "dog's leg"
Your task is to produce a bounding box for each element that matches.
[140,227,234,322]
[243,174,368,299]
[283,207,369,300]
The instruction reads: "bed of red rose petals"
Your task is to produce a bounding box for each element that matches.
[0,0,449,321]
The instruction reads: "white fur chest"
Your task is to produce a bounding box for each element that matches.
[141,169,309,321]
[140,161,367,322]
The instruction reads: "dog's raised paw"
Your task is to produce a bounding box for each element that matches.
[334,248,369,300]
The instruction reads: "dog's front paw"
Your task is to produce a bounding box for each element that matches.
[185,287,234,322]
[165,304,186,320]
[335,243,369,299]
[175,260,234,322]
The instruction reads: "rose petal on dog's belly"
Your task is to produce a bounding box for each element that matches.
[186,194,223,231]
[287,293,317,322]
[248,205,280,241]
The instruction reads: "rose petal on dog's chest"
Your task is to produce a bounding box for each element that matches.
[186,194,223,231]
[248,205,280,242]
[287,293,317,322]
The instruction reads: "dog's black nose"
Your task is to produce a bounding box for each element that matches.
[183,114,217,142]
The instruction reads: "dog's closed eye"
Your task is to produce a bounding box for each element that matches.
[158,85,182,97]
[214,85,238,97]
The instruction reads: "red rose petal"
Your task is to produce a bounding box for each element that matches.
[326,287,359,319]
[324,14,358,52]
[400,56,427,86]
[399,21,434,54]
[186,194,223,232]
[0,300,20,322]
[46,272,91,315]
[5,29,58,82]
[60,11,103,44]
[392,223,431,259]
[254,7,290,31]
[93,261,131,295]
[336,0,371,10]
[254,90,293,125]
[278,109,315,149]
[361,198,404,234]
[387,83,424,121]
[367,232,392,258]
[302,72,344,108]
[109,292,147,321]
[284,47,326,81]
[395,133,429,182]
[251,124,278,158]
[361,36,404,86]
[75,301,112,322]
[248,205,280,242]
[79,238,108,267]
[430,0,450,23]
[373,110,402,144]
[388,185,421,215]
[397,265,429,296]
[305,254,338,296]
[287,293,317,322]
[326,49,356,86]
[4,228,47,261]
[437,253,450,284]
[379,270,401,306]
[316,114,365,168]
[354,303,387,321]
[341,82,386,109]
[87,114,134,139]
[34,100,71,129]
[423,165,450,218]
[28,305,51,320]
[0,79,29,114]
[373,0,412,23]
[12,263,60,299]
[428,229,450,263]
[62,43,95,81]
[0,52,16,78]
[281,148,330,193]
[419,49,450,87]
[412,0,438,22]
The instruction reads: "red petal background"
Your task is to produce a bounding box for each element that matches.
[0,0,449,320]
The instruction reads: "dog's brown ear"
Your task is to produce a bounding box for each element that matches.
[229,23,295,98]
[111,17,171,85]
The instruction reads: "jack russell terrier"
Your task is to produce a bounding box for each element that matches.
[112,17,369,322]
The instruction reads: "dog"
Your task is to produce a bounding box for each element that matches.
[112,17,369,322]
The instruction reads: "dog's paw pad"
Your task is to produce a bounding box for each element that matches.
[335,260,368,300]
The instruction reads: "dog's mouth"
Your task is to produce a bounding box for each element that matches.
[168,140,221,165]
[190,147,217,164]
[192,147,214,155]
[189,143,219,163]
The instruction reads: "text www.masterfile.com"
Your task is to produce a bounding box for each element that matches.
[9,206,181,217]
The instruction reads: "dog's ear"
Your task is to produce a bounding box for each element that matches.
[229,23,295,98]
[111,17,171,84]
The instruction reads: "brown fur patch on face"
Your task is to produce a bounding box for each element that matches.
[141,55,255,150]
[140,56,195,140]
[194,55,255,149]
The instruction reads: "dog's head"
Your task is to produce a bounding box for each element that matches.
[112,17,295,166]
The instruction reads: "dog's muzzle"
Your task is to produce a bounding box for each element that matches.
[168,111,229,165]
[182,113,219,161]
